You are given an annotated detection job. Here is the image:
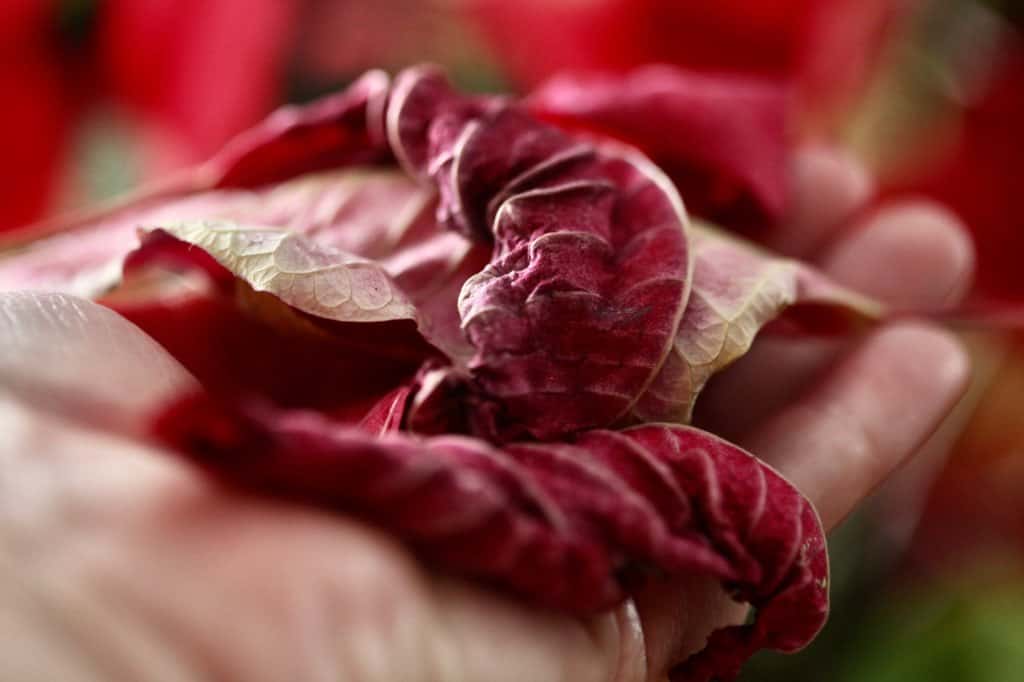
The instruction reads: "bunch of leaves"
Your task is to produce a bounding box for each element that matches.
[0,65,879,681]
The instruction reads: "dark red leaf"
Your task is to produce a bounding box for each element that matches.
[390,69,692,439]
[109,288,433,418]
[527,65,791,232]
[210,69,393,188]
[153,395,828,682]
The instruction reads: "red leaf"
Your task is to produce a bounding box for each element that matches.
[357,384,414,435]
[209,69,393,188]
[528,65,791,232]
[153,395,828,682]
[110,290,432,418]
[391,68,692,439]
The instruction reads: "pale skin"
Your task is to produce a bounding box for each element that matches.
[0,146,972,681]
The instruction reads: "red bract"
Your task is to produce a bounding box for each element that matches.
[0,66,877,680]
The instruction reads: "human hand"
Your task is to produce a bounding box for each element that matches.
[0,146,971,681]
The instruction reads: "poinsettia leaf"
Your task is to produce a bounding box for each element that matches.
[153,395,827,682]
[527,65,791,232]
[119,166,483,358]
[390,69,693,440]
[386,64,496,183]
[633,221,882,423]
[618,426,828,681]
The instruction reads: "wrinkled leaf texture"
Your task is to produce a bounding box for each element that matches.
[155,394,828,682]
[388,66,692,441]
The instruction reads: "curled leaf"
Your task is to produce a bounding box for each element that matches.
[208,69,393,188]
[634,221,882,423]
[144,221,418,324]
[153,395,828,682]
[392,69,693,439]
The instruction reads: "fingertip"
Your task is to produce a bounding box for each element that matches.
[746,321,970,530]
[0,291,198,434]
[777,145,874,257]
[823,201,976,311]
[871,321,972,402]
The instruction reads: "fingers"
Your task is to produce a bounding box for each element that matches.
[821,202,975,312]
[0,291,197,435]
[742,322,970,530]
[767,144,874,257]
[694,195,974,443]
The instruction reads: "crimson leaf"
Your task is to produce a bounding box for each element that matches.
[527,65,791,233]
[154,394,827,682]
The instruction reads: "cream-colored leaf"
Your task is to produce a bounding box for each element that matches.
[151,220,418,324]
[633,221,881,423]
